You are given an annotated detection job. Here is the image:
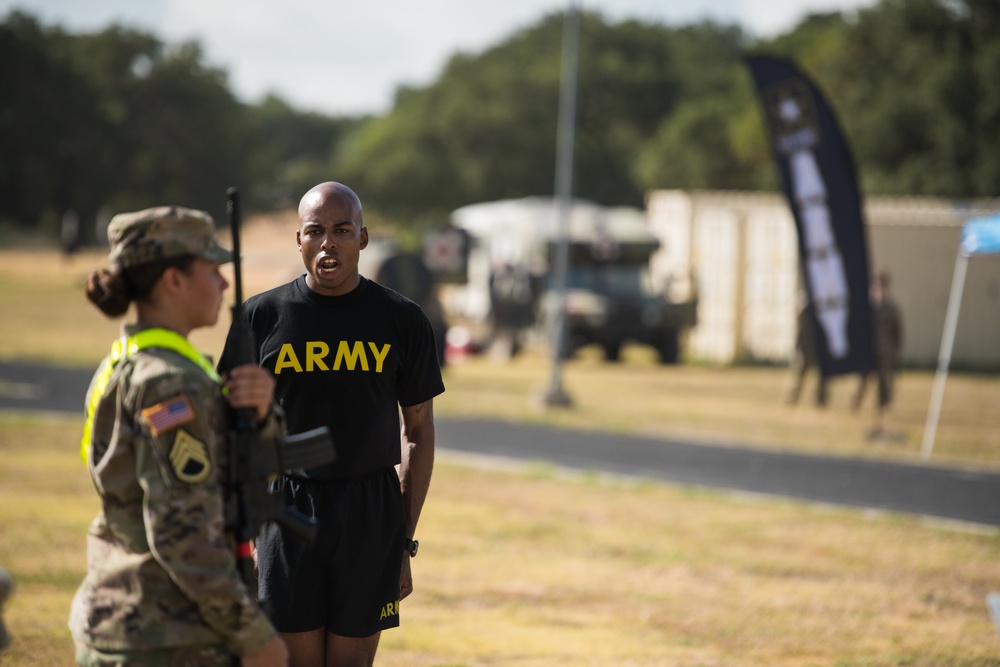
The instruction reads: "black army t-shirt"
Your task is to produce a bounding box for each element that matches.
[220,275,445,479]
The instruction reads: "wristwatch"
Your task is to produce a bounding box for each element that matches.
[404,538,419,557]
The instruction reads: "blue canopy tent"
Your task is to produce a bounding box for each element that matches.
[921,214,1000,459]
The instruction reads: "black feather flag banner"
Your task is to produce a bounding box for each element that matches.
[745,54,875,377]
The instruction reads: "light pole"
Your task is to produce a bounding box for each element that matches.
[539,1,580,408]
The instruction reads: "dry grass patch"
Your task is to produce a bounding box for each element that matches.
[4,417,998,667]
[383,460,1000,666]
[4,219,999,667]
[2,223,999,471]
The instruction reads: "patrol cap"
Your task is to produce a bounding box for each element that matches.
[108,206,233,269]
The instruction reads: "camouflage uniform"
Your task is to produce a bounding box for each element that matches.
[852,275,904,415]
[70,206,282,666]
[786,303,828,406]
[872,295,903,407]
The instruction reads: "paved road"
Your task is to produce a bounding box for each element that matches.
[438,419,1000,526]
[3,362,998,526]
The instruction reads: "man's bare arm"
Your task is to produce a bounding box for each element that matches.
[399,399,436,541]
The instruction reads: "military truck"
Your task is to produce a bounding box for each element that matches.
[445,197,696,363]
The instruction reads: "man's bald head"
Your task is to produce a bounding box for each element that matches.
[298,182,363,225]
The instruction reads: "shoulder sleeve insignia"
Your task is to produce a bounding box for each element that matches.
[169,430,212,483]
[141,395,196,436]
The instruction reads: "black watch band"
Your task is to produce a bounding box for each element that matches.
[404,538,419,557]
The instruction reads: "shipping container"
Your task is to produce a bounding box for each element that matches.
[647,190,1000,370]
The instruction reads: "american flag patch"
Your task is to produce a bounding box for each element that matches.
[141,395,196,435]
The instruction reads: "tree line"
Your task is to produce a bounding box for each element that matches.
[2,0,997,245]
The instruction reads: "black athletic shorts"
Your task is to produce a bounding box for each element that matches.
[256,468,406,637]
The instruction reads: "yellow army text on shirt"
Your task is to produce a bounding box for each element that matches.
[69,325,283,657]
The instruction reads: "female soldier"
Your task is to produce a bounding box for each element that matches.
[69,206,288,667]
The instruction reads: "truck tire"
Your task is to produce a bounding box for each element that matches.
[658,331,679,364]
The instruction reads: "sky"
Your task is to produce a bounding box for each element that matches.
[7,0,876,116]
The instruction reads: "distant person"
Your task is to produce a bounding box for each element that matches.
[60,209,81,257]
[0,565,13,651]
[488,261,534,360]
[69,206,288,666]
[374,250,449,368]
[785,294,828,407]
[853,271,904,439]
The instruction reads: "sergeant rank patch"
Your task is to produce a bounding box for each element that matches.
[169,430,212,483]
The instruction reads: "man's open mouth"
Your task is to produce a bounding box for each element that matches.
[318,257,339,275]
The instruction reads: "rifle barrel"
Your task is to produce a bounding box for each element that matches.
[226,187,244,314]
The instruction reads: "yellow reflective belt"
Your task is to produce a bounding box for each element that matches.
[80,328,220,462]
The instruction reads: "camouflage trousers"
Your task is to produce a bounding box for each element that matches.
[75,643,231,667]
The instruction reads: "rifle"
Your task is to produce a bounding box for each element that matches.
[223,187,336,596]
